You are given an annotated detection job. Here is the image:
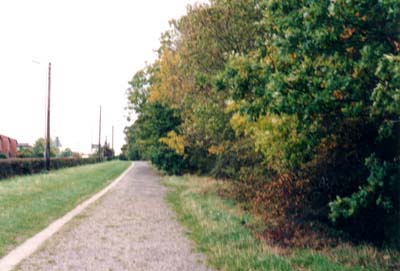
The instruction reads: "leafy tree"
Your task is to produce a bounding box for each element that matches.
[124,0,399,246]
[124,93,186,174]
[18,146,34,158]
[61,148,73,157]
[141,0,264,173]
[32,138,60,158]
[220,0,400,244]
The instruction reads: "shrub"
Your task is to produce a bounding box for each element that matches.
[118,153,128,161]
[150,145,188,175]
[0,157,100,180]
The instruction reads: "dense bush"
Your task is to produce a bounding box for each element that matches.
[218,0,400,246]
[123,92,189,174]
[124,0,400,248]
[150,145,188,175]
[0,157,100,180]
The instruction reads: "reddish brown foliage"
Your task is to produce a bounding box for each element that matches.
[221,171,340,249]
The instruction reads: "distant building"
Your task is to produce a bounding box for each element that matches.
[0,135,18,158]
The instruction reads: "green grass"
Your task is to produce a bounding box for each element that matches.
[163,175,399,271]
[0,160,131,257]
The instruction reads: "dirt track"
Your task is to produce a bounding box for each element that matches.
[16,162,212,271]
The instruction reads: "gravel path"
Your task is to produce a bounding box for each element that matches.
[16,162,213,271]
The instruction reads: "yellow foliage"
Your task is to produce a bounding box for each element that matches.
[230,112,302,172]
[225,100,240,113]
[230,113,250,136]
[159,131,186,155]
[148,49,193,108]
[208,145,225,155]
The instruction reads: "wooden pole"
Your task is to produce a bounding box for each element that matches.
[45,62,51,171]
[98,106,102,161]
[112,125,114,153]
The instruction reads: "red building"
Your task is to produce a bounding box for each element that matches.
[0,135,18,158]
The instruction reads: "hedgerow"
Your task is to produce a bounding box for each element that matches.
[0,157,100,180]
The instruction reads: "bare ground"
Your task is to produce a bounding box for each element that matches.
[15,162,213,271]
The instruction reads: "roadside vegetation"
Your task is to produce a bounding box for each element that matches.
[0,160,130,257]
[164,175,399,271]
[123,0,399,257]
[0,157,100,179]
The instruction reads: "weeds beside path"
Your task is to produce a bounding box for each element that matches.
[164,175,400,271]
[0,160,130,258]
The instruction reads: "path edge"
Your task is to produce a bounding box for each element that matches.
[0,162,135,271]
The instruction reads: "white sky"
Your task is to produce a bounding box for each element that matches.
[0,0,205,154]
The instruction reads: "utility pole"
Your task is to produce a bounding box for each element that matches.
[112,126,114,154]
[45,62,51,171]
[98,106,102,161]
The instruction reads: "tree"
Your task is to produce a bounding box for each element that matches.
[18,146,34,158]
[140,0,264,173]
[220,0,400,244]
[124,0,399,246]
[61,148,73,157]
[32,138,60,158]
[124,94,186,174]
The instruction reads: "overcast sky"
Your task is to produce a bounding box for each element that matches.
[0,0,204,154]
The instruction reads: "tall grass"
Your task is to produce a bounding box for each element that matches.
[164,175,399,271]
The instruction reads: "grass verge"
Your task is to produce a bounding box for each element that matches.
[163,175,399,271]
[0,160,131,257]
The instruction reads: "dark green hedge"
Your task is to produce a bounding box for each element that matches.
[0,157,100,180]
